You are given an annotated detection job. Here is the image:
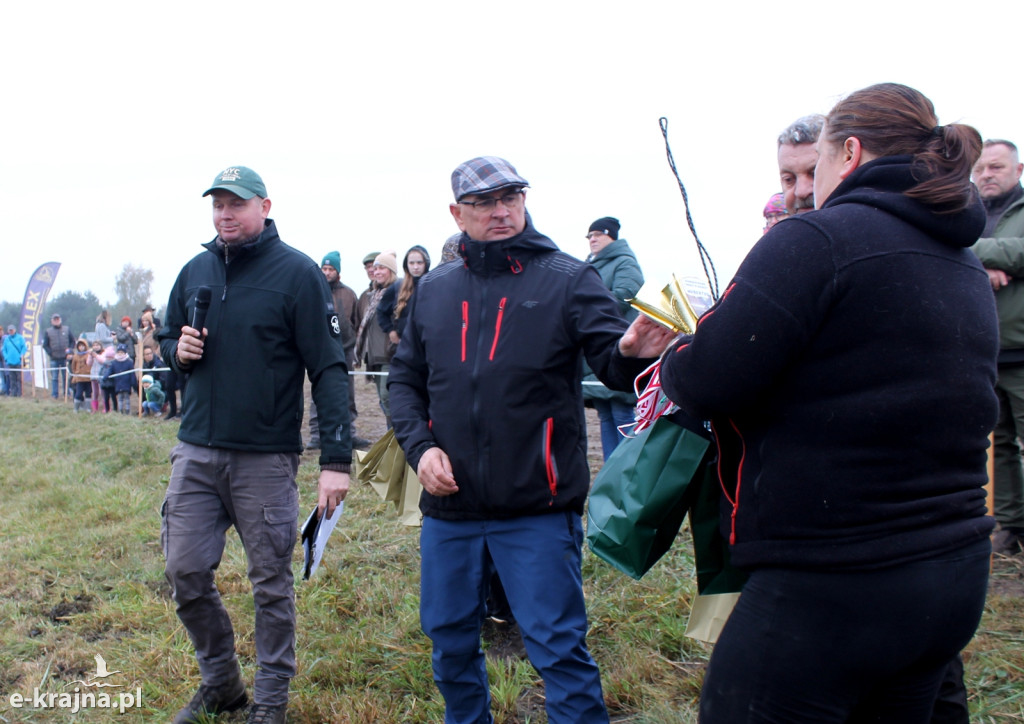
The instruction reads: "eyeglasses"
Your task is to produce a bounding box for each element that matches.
[459,190,524,212]
[586,231,607,240]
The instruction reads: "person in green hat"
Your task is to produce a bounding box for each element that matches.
[157,165,352,724]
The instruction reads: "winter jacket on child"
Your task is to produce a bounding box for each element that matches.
[142,377,166,406]
[106,350,136,393]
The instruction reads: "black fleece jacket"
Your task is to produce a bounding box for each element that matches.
[157,219,352,466]
[661,156,998,571]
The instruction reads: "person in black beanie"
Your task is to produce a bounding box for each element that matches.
[583,216,644,459]
[588,216,620,240]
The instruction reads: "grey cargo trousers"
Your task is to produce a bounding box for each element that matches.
[161,442,300,707]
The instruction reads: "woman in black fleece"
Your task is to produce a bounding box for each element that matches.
[659,84,997,722]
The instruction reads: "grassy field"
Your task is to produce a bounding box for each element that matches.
[0,387,1022,723]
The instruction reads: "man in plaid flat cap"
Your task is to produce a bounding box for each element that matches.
[389,156,672,723]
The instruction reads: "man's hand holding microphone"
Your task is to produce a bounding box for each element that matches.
[176,286,211,368]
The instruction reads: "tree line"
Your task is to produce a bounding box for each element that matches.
[0,264,159,341]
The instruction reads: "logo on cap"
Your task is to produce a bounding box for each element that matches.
[219,168,242,182]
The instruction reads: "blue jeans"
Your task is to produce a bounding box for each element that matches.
[699,539,990,723]
[375,363,391,423]
[420,512,608,724]
[5,364,21,397]
[142,401,162,415]
[50,362,67,398]
[592,398,635,461]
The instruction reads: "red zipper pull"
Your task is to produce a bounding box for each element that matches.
[489,297,506,361]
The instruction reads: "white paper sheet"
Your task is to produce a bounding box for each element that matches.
[300,503,342,580]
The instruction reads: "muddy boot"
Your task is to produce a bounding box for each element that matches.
[247,703,288,723]
[172,674,247,724]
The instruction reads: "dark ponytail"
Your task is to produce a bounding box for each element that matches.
[823,83,981,213]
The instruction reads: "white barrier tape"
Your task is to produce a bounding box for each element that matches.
[3,365,614,388]
[5,366,614,388]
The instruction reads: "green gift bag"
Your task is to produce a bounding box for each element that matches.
[586,409,712,579]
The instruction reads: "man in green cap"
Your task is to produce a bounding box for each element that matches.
[157,165,352,724]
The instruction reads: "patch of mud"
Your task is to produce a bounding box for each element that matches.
[482,619,527,662]
[48,593,94,624]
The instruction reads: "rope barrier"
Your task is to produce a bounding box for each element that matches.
[0,365,616,386]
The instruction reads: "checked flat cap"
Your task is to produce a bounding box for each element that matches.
[451,156,529,201]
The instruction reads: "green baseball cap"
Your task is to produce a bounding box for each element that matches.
[202,166,267,199]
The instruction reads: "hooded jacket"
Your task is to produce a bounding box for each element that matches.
[378,245,432,340]
[157,219,352,466]
[583,237,645,404]
[660,156,998,571]
[70,344,92,383]
[143,379,166,406]
[388,219,651,520]
[586,237,644,319]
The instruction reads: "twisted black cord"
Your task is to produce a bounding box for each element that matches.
[659,117,719,302]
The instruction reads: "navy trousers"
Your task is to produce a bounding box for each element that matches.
[420,512,608,724]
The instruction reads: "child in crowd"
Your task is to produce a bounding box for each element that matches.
[98,345,117,412]
[141,345,176,418]
[106,344,135,415]
[87,340,105,412]
[140,374,165,417]
[69,339,93,413]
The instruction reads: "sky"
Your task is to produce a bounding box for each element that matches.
[1,2,1020,318]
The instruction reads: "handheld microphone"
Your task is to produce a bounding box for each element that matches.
[191,286,211,333]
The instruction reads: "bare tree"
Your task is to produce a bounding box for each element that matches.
[114,264,154,321]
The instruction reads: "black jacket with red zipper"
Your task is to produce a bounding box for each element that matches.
[388,219,652,521]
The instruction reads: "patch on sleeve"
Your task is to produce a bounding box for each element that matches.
[326,302,341,338]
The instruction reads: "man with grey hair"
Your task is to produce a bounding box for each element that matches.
[389,156,670,723]
[777,114,825,216]
[40,312,74,399]
[970,139,1024,555]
